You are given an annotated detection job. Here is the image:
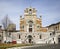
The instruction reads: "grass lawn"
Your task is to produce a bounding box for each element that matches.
[0,43,33,49]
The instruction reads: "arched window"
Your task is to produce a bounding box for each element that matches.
[53,38,54,41]
[29,24,32,27]
[20,25,24,30]
[29,28,32,32]
[28,20,33,32]
[56,27,57,30]
[19,35,20,39]
[40,35,42,39]
[50,33,52,36]
[37,26,40,28]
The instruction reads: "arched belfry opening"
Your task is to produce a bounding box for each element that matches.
[28,35,32,43]
[29,9,32,11]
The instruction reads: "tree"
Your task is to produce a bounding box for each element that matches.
[2,15,12,30]
[2,15,13,43]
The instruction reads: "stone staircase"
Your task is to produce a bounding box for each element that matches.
[44,34,56,44]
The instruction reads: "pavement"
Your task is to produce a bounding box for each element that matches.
[7,44,60,49]
[21,44,60,49]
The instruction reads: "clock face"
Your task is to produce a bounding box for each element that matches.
[29,9,32,14]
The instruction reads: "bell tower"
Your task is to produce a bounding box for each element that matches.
[24,7,37,16]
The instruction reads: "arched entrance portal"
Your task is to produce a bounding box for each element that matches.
[28,35,32,43]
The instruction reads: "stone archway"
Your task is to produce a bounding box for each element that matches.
[28,35,32,43]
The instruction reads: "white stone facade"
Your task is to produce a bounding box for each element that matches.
[1,7,60,44]
[2,31,60,44]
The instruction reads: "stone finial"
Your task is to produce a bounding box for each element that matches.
[40,15,42,20]
[40,15,42,18]
[20,15,22,19]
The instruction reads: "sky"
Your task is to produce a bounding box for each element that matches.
[0,0,60,30]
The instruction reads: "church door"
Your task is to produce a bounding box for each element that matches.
[29,39,31,43]
[28,35,32,43]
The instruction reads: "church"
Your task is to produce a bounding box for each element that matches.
[19,7,47,44]
[0,7,60,44]
[16,7,58,44]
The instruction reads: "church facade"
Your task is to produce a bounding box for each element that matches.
[16,7,58,44]
[1,7,60,44]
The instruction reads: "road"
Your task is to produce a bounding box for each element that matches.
[22,44,60,49]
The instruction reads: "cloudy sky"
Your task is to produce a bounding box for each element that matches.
[0,0,60,30]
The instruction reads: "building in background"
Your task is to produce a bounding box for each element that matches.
[47,22,60,32]
[7,23,16,31]
[47,22,60,43]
